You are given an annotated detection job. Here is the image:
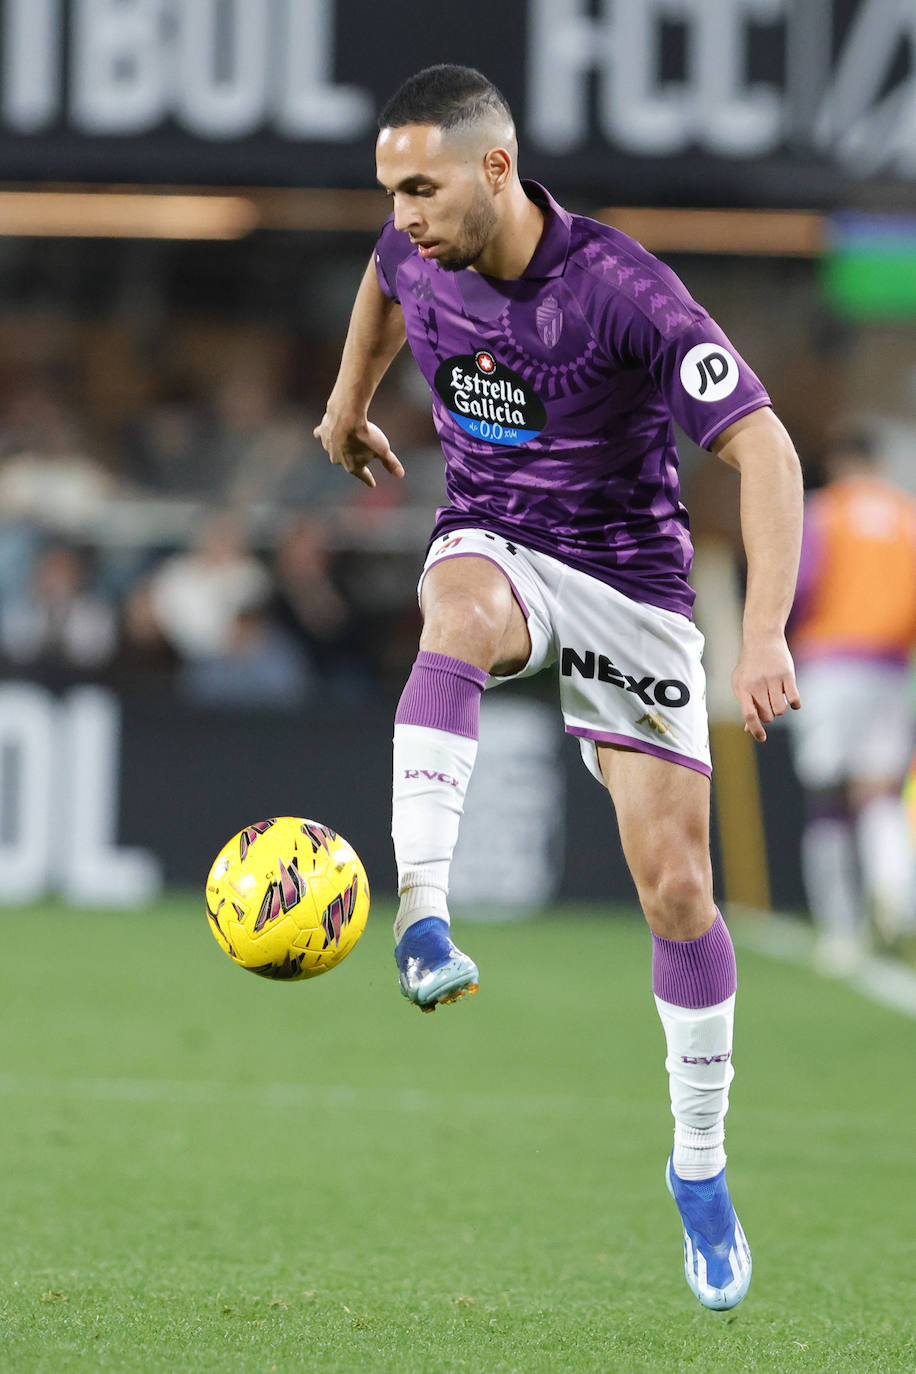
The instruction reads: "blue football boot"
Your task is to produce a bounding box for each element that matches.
[666,1156,752,1310]
[394,917,479,1012]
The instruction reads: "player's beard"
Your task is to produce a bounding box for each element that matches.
[436,187,498,273]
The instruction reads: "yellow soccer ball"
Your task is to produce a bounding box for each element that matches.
[205,817,369,980]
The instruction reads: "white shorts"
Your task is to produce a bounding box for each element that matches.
[789,657,915,789]
[420,529,711,784]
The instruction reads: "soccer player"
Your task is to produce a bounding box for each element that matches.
[315,65,803,1311]
[788,421,916,972]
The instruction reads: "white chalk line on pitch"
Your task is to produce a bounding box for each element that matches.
[0,1072,658,1120]
[729,907,916,1020]
[0,1071,909,1157]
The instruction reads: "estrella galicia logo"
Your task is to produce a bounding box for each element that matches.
[679,342,739,402]
[434,351,547,447]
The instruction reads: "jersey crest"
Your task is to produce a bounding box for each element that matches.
[536,295,563,349]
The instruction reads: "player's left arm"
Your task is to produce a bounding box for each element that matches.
[712,406,803,742]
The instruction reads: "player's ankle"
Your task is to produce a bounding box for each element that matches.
[393,885,450,942]
[672,1123,727,1180]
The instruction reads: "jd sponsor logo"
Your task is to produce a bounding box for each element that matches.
[434,351,547,447]
[561,647,690,708]
[679,343,739,402]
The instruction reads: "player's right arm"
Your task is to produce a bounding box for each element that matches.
[313,256,407,488]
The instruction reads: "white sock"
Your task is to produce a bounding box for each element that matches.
[801,819,862,941]
[391,722,477,942]
[655,994,735,1180]
[856,795,916,936]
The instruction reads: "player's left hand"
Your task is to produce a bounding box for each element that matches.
[731,632,801,742]
[312,413,405,489]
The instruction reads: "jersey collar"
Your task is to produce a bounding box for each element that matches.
[520,180,572,280]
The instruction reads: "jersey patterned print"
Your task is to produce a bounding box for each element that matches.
[374,180,770,619]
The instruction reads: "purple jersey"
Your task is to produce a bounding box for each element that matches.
[374,181,769,617]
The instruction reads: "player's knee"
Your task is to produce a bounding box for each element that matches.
[638,861,712,936]
[420,592,506,665]
[849,778,902,812]
[804,784,849,824]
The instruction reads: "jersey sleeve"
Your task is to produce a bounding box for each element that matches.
[374,215,415,304]
[600,252,771,449]
[648,316,771,450]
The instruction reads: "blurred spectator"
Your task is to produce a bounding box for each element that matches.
[787,420,916,971]
[213,362,326,510]
[0,380,117,536]
[146,511,271,660]
[271,514,372,699]
[0,376,82,461]
[124,356,346,512]
[178,603,314,708]
[0,543,118,676]
[140,511,320,707]
[0,520,41,602]
[112,579,181,689]
[122,384,219,496]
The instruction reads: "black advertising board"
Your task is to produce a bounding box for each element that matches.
[0,679,804,908]
[0,0,913,208]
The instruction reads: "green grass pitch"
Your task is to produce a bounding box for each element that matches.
[1,899,914,1373]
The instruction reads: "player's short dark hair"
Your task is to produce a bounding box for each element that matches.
[378,65,514,134]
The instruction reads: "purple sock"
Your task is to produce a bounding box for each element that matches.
[651,911,737,1008]
[394,651,488,740]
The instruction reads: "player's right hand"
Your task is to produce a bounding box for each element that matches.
[312,413,405,489]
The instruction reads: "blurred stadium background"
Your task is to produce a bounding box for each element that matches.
[2,5,916,1371]
[1,0,915,918]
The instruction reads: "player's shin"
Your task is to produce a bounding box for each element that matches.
[856,794,916,940]
[801,813,861,946]
[391,651,486,941]
[652,912,738,1181]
